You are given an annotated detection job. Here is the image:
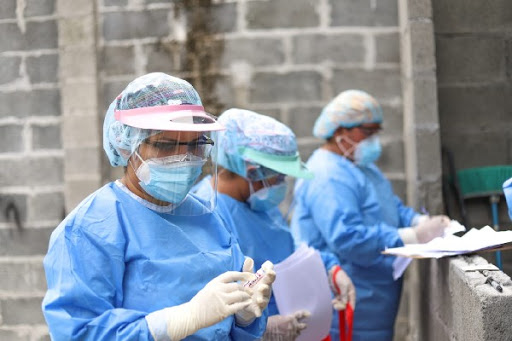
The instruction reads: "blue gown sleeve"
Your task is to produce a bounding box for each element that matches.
[393,195,418,227]
[42,224,153,341]
[307,179,403,269]
[319,250,340,271]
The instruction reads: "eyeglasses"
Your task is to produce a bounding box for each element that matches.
[356,125,382,137]
[144,134,214,156]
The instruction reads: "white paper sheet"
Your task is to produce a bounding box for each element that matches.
[273,245,333,341]
[385,225,512,259]
[391,220,467,277]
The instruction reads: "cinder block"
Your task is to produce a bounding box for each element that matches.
[0,1,16,20]
[205,74,234,111]
[0,56,21,84]
[0,228,53,256]
[104,0,128,6]
[66,179,102,211]
[377,138,405,174]
[0,157,63,187]
[57,0,93,16]
[375,33,400,64]
[441,131,510,171]
[409,21,436,71]
[29,192,65,222]
[221,38,284,68]
[250,71,322,104]
[102,80,128,109]
[61,82,98,115]
[332,68,401,101]
[58,16,95,47]
[330,0,398,27]
[145,42,183,74]
[32,124,62,150]
[60,46,97,79]
[415,129,442,176]
[247,0,318,29]
[0,296,46,325]
[409,77,438,126]
[0,124,24,153]
[0,257,46,292]
[436,36,505,84]
[0,21,57,53]
[183,2,237,34]
[103,10,170,41]
[101,45,135,76]
[64,147,102,177]
[287,105,322,138]
[0,89,60,118]
[26,0,55,17]
[432,0,512,34]
[402,0,432,19]
[26,54,58,84]
[0,328,30,341]
[293,34,365,64]
[0,194,27,224]
[62,116,100,149]
[438,84,509,135]
[381,104,403,138]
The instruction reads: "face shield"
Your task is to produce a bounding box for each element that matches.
[114,102,224,216]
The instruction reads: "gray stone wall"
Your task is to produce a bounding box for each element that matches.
[0,0,61,244]
[433,0,512,230]
[98,0,408,200]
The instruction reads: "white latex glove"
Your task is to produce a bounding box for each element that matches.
[235,258,276,326]
[329,266,356,310]
[262,310,310,341]
[414,215,450,243]
[145,271,253,341]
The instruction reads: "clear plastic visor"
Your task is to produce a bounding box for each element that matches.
[126,130,218,215]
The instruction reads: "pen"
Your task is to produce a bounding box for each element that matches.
[482,270,503,293]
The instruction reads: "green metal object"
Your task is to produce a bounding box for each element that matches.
[457,165,512,198]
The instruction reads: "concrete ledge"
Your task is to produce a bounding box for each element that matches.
[421,255,512,341]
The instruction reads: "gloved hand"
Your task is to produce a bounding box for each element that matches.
[414,215,450,243]
[329,266,356,310]
[262,310,310,341]
[145,271,253,340]
[235,258,276,326]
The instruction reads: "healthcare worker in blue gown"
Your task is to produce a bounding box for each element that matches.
[290,90,450,341]
[42,73,276,341]
[193,108,356,341]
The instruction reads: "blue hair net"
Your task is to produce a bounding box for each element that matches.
[313,89,383,139]
[216,108,298,180]
[103,73,203,167]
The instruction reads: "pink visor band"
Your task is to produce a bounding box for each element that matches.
[113,104,225,131]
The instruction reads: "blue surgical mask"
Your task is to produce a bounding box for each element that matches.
[247,181,287,211]
[354,135,382,166]
[136,154,205,204]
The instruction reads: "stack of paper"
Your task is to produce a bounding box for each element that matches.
[273,244,333,341]
[384,224,512,259]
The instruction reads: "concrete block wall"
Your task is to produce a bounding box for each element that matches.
[98,0,409,200]
[419,255,512,341]
[0,0,57,338]
[432,0,512,230]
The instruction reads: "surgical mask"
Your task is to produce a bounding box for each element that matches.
[247,181,287,212]
[354,135,382,166]
[336,135,381,166]
[135,153,205,204]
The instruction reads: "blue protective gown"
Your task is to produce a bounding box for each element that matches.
[290,149,418,341]
[194,177,339,317]
[42,181,266,341]
[503,177,512,220]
